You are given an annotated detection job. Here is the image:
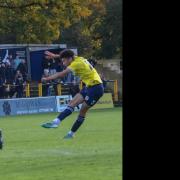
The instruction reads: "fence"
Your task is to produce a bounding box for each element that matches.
[0,80,120,103]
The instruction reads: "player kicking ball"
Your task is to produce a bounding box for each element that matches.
[41,49,104,139]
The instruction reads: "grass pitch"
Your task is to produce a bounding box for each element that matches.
[0,107,122,180]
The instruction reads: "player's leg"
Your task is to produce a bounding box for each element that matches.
[64,84,104,138]
[55,93,84,123]
[41,93,84,128]
[64,102,90,138]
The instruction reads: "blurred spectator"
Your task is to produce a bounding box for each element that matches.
[69,76,81,109]
[0,63,6,81]
[2,49,10,64]
[3,54,13,65]
[42,55,51,72]
[56,60,64,72]
[3,84,16,99]
[4,84,16,98]
[64,71,75,84]
[2,57,10,65]
[14,70,25,98]
[51,59,65,95]
[0,76,5,98]
[16,59,27,81]
[42,54,65,95]
[0,62,16,99]
[42,69,51,96]
[13,55,21,70]
[5,62,15,84]
[0,51,29,99]
[49,58,58,75]
[3,84,11,98]
[8,54,13,66]
[47,58,58,95]
[56,60,66,83]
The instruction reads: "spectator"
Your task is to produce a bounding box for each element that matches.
[51,60,65,95]
[2,49,10,64]
[42,69,51,96]
[3,57,10,65]
[64,71,75,84]
[4,83,16,98]
[14,70,24,98]
[0,63,6,82]
[16,59,27,81]
[69,76,81,109]
[8,54,13,66]
[3,84,11,99]
[0,63,10,98]
[13,55,21,70]
[49,58,58,75]
[56,60,66,83]
[42,52,60,75]
[42,55,51,72]
[0,76,5,99]
[42,54,64,96]
[5,62,15,84]
[56,60,64,72]
[6,54,14,67]
[3,83,16,99]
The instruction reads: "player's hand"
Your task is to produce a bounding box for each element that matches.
[44,51,55,58]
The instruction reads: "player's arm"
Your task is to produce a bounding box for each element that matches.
[41,68,71,82]
[44,51,60,59]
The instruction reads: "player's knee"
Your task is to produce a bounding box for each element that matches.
[79,108,89,117]
[68,100,76,107]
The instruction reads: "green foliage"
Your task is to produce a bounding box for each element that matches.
[97,0,122,58]
[0,0,92,43]
[59,0,122,58]
[0,0,122,58]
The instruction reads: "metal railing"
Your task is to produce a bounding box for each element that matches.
[0,80,120,102]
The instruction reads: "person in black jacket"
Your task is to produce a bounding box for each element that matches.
[42,55,51,72]
[5,62,15,84]
[15,70,24,98]
[0,76,5,99]
[16,59,27,82]
[0,63,6,82]
[41,69,51,96]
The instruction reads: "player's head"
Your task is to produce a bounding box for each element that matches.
[59,49,74,66]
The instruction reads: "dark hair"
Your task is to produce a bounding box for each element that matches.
[59,49,74,59]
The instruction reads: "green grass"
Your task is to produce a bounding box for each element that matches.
[0,108,122,180]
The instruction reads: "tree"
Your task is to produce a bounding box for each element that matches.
[0,0,92,43]
[94,0,122,58]
[56,0,106,57]
[59,0,122,58]
[0,0,122,59]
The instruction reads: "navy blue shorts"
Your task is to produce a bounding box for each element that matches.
[80,84,104,107]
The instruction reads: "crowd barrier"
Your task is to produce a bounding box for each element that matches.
[0,80,119,101]
[0,93,114,116]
